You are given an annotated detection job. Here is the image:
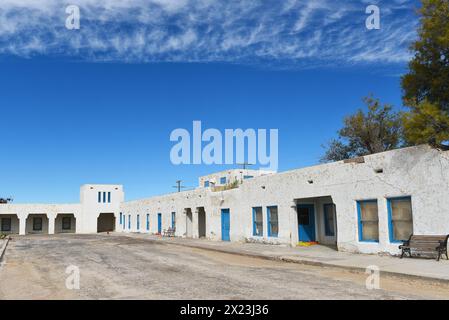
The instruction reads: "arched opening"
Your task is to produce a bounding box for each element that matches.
[55,214,76,233]
[97,213,115,233]
[25,214,49,234]
[0,214,19,235]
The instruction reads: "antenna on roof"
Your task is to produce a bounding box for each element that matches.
[237,162,254,170]
[172,180,187,193]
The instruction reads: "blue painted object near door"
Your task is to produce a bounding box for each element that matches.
[221,209,230,241]
[157,213,162,234]
[297,204,316,242]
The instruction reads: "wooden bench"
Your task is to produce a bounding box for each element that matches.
[163,227,176,237]
[399,235,449,261]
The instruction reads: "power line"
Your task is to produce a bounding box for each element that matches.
[237,162,254,170]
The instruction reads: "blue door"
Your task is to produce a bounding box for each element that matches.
[157,213,162,234]
[297,204,316,242]
[221,209,230,241]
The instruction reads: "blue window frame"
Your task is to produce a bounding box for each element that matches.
[243,175,254,180]
[387,196,413,243]
[220,177,227,184]
[323,204,336,237]
[267,206,278,237]
[98,192,101,203]
[171,212,176,229]
[107,192,111,203]
[357,200,379,242]
[128,215,131,229]
[146,214,150,231]
[119,212,122,225]
[204,181,210,188]
[137,214,140,230]
[103,192,106,203]
[252,207,263,236]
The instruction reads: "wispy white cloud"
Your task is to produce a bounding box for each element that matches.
[0,0,420,68]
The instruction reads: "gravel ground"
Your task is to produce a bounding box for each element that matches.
[0,234,448,300]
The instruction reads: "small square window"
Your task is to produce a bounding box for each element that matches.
[1,218,11,232]
[62,217,71,230]
[220,177,227,184]
[33,217,43,231]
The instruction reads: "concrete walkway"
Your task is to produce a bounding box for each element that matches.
[122,233,449,283]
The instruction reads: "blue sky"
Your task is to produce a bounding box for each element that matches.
[0,0,420,203]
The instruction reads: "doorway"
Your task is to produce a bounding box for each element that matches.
[297,204,316,242]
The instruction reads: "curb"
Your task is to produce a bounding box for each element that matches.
[0,237,10,262]
[159,239,449,285]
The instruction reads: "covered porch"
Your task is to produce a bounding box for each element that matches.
[293,196,337,248]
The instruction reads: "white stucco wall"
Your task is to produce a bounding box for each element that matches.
[1,145,448,256]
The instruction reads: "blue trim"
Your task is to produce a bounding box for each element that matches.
[204,181,209,188]
[220,177,227,184]
[252,207,262,236]
[103,192,106,203]
[119,212,122,225]
[98,192,101,203]
[171,212,176,229]
[356,200,379,243]
[387,196,412,243]
[267,206,278,238]
[137,214,140,230]
[128,215,131,229]
[243,175,254,180]
[157,213,162,233]
[123,215,125,230]
[107,192,111,203]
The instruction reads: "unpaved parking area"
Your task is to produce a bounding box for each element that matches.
[1,234,449,299]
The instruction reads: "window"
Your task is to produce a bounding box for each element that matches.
[323,204,336,237]
[98,191,101,203]
[103,192,106,203]
[119,212,122,225]
[146,214,150,231]
[357,200,379,242]
[107,192,111,203]
[388,197,413,243]
[1,218,11,232]
[171,212,176,229]
[267,206,278,237]
[204,181,210,188]
[62,217,71,230]
[128,215,131,229]
[137,214,140,230]
[243,175,254,180]
[123,215,126,230]
[220,177,227,184]
[33,217,43,231]
[252,207,263,236]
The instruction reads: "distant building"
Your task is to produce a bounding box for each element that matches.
[1,145,448,255]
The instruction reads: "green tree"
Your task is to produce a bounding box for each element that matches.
[401,0,449,148]
[321,96,403,162]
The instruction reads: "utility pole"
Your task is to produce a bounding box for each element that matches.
[172,180,187,193]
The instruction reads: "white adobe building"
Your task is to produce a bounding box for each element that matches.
[1,145,448,255]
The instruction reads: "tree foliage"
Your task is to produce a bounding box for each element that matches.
[401,0,449,147]
[321,96,403,162]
